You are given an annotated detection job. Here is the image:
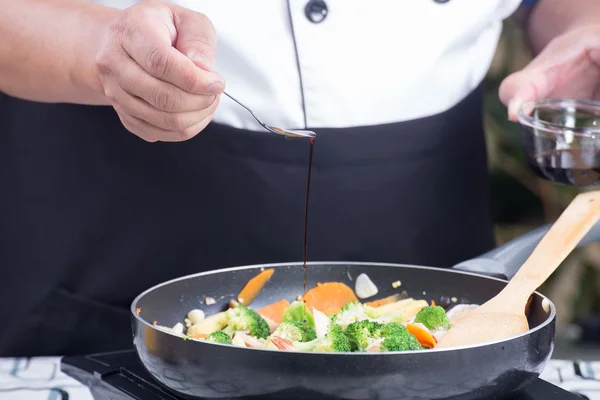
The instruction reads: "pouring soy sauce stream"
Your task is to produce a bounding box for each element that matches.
[222,92,317,293]
[303,137,315,293]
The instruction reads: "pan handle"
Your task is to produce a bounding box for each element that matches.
[452,220,600,280]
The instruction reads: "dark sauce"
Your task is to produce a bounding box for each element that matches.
[528,148,600,186]
[303,137,315,294]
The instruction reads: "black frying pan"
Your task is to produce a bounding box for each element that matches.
[130,223,600,400]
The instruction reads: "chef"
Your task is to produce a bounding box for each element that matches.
[0,0,598,357]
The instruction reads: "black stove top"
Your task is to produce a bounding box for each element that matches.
[60,350,585,400]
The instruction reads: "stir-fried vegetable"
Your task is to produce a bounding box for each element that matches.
[413,306,451,331]
[223,305,270,339]
[269,321,316,343]
[345,321,423,352]
[312,324,352,352]
[331,301,377,328]
[206,331,233,344]
[282,301,315,327]
[154,270,475,353]
[301,282,358,315]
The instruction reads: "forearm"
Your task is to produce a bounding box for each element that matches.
[0,0,118,105]
[525,0,600,54]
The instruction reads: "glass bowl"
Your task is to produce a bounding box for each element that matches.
[518,99,600,186]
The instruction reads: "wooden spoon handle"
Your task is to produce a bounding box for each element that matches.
[502,191,600,306]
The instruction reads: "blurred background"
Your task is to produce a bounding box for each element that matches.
[487,20,600,359]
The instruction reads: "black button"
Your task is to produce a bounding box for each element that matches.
[305,0,328,23]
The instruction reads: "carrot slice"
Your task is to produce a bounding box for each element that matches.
[407,323,437,349]
[431,300,436,306]
[300,282,358,315]
[189,332,208,339]
[365,293,402,308]
[237,269,275,306]
[258,299,290,324]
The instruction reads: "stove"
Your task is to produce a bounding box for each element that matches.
[59,350,587,400]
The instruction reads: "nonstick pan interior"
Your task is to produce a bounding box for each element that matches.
[131,262,555,400]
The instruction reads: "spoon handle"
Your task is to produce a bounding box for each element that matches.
[503,190,600,305]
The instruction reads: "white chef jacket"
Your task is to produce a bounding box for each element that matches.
[93,0,524,131]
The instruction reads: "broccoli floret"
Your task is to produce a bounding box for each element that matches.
[379,323,423,351]
[269,322,303,342]
[312,324,351,352]
[282,301,315,328]
[413,306,451,331]
[331,301,377,328]
[206,331,232,344]
[223,305,270,339]
[269,321,315,343]
[290,320,317,342]
[345,321,422,352]
[345,320,384,351]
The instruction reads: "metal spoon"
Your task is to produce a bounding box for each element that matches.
[223,92,316,139]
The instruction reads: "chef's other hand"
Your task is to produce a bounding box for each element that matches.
[95,0,224,142]
[499,25,600,122]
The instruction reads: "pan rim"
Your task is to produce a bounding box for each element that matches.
[131,261,556,355]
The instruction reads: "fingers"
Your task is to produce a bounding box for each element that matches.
[112,55,217,112]
[170,6,218,71]
[113,6,224,95]
[115,95,220,142]
[499,69,555,121]
[95,1,225,142]
[107,85,218,132]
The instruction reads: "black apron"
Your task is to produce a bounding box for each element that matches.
[0,85,494,357]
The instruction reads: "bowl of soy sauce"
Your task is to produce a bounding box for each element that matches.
[518,99,600,186]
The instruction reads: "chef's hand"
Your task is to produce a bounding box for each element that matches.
[499,25,600,121]
[95,0,224,142]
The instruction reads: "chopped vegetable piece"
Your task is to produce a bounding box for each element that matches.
[355,273,378,299]
[406,323,436,348]
[261,315,279,333]
[258,299,290,324]
[313,324,351,352]
[171,323,184,335]
[311,307,330,339]
[345,320,384,351]
[282,301,315,328]
[135,307,141,315]
[269,322,303,342]
[206,331,233,344]
[392,280,401,289]
[542,298,550,313]
[187,311,229,338]
[291,320,316,342]
[231,333,247,347]
[223,305,270,339]
[269,321,316,343]
[379,323,423,351]
[365,293,402,308]
[345,321,422,352]
[237,269,275,306]
[301,282,358,315]
[205,296,216,305]
[187,309,205,324]
[331,301,377,328]
[413,306,451,331]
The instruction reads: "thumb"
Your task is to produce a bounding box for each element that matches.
[499,69,554,122]
[171,6,220,74]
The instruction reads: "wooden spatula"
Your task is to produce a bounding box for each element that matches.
[435,190,600,349]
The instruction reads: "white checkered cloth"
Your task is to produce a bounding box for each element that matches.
[0,357,599,399]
